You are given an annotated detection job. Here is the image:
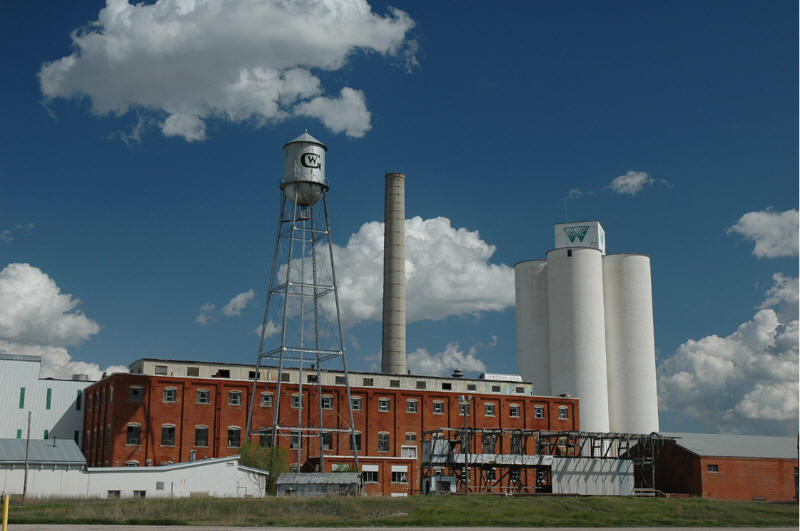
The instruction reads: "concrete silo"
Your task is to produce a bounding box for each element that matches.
[514,260,550,396]
[546,246,610,433]
[603,254,659,433]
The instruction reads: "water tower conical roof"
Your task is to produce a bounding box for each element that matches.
[284,130,328,151]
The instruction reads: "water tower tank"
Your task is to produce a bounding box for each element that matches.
[282,131,328,206]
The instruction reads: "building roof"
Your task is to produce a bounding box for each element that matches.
[0,439,86,465]
[662,432,798,460]
[276,472,360,485]
[0,353,40,363]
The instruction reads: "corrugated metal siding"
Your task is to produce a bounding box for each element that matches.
[0,439,86,465]
[663,432,798,459]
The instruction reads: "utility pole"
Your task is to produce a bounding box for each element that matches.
[22,411,31,503]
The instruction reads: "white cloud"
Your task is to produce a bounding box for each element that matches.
[333,216,514,328]
[407,342,487,377]
[658,273,799,434]
[222,289,255,316]
[0,263,126,380]
[253,320,280,338]
[728,208,798,258]
[0,223,34,243]
[608,170,662,195]
[195,303,215,325]
[39,0,416,141]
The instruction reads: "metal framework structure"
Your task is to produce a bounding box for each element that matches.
[245,189,359,471]
[421,427,670,494]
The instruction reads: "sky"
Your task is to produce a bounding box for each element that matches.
[1,0,797,436]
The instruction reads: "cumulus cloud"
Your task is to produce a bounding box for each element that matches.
[222,289,255,316]
[728,208,798,258]
[38,0,416,141]
[658,273,799,434]
[333,216,514,328]
[608,170,668,195]
[0,263,126,380]
[195,303,215,325]
[407,342,487,377]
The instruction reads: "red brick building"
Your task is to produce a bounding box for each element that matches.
[656,432,798,501]
[82,358,579,495]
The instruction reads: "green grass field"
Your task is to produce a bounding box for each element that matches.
[8,495,798,527]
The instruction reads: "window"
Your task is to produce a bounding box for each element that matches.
[155,365,168,375]
[566,249,573,257]
[260,392,273,407]
[43,429,49,439]
[18,387,25,409]
[196,389,210,404]
[290,431,301,449]
[106,424,111,446]
[378,398,390,412]
[321,396,333,409]
[125,461,139,467]
[76,389,82,410]
[335,375,347,385]
[351,397,362,411]
[109,386,113,402]
[486,468,496,482]
[161,425,176,446]
[362,470,378,483]
[163,388,177,403]
[534,405,545,419]
[467,384,476,391]
[378,432,390,452]
[280,372,290,382]
[349,432,362,452]
[228,391,242,406]
[482,433,497,452]
[515,386,525,394]
[441,382,452,391]
[195,426,209,447]
[126,424,141,445]
[491,385,501,393]
[707,464,719,473]
[416,380,426,390]
[107,490,121,499]
[129,386,143,402]
[16,429,21,439]
[392,471,408,484]
[307,374,318,383]
[511,433,522,454]
[320,432,332,451]
[407,399,418,413]
[390,379,400,388]
[558,406,569,420]
[405,432,417,442]
[291,394,303,408]
[401,446,417,458]
[509,404,521,418]
[227,427,241,448]
[73,430,79,444]
[187,366,199,377]
[433,401,444,414]
[259,431,273,447]
[484,403,496,417]
[362,377,373,386]
[133,490,146,498]
[46,388,52,410]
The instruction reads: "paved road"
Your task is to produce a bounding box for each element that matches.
[8,526,798,531]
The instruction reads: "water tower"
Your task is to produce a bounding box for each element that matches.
[245,131,359,471]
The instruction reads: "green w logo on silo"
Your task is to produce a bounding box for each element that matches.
[563,225,590,243]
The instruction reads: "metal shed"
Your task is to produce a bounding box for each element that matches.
[275,472,361,497]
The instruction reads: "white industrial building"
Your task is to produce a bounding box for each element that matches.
[0,438,268,498]
[0,354,93,445]
[515,221,659,433]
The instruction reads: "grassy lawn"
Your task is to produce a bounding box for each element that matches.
[7,495,798,527]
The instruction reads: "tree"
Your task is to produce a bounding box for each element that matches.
[238,440,288,494]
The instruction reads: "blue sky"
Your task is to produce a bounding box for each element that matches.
[1,1,797,435]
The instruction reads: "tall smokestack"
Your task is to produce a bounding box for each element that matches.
[382,172,406,375]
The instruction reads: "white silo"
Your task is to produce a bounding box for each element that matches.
[514,260,551,395]
[546,247,610,432]
[603,254,659,433]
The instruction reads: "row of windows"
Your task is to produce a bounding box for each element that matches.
[128,385,569,420]
[17,387,56,411]
[86,387,113,411]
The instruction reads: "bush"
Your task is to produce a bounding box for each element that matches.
[238,441,288,494]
